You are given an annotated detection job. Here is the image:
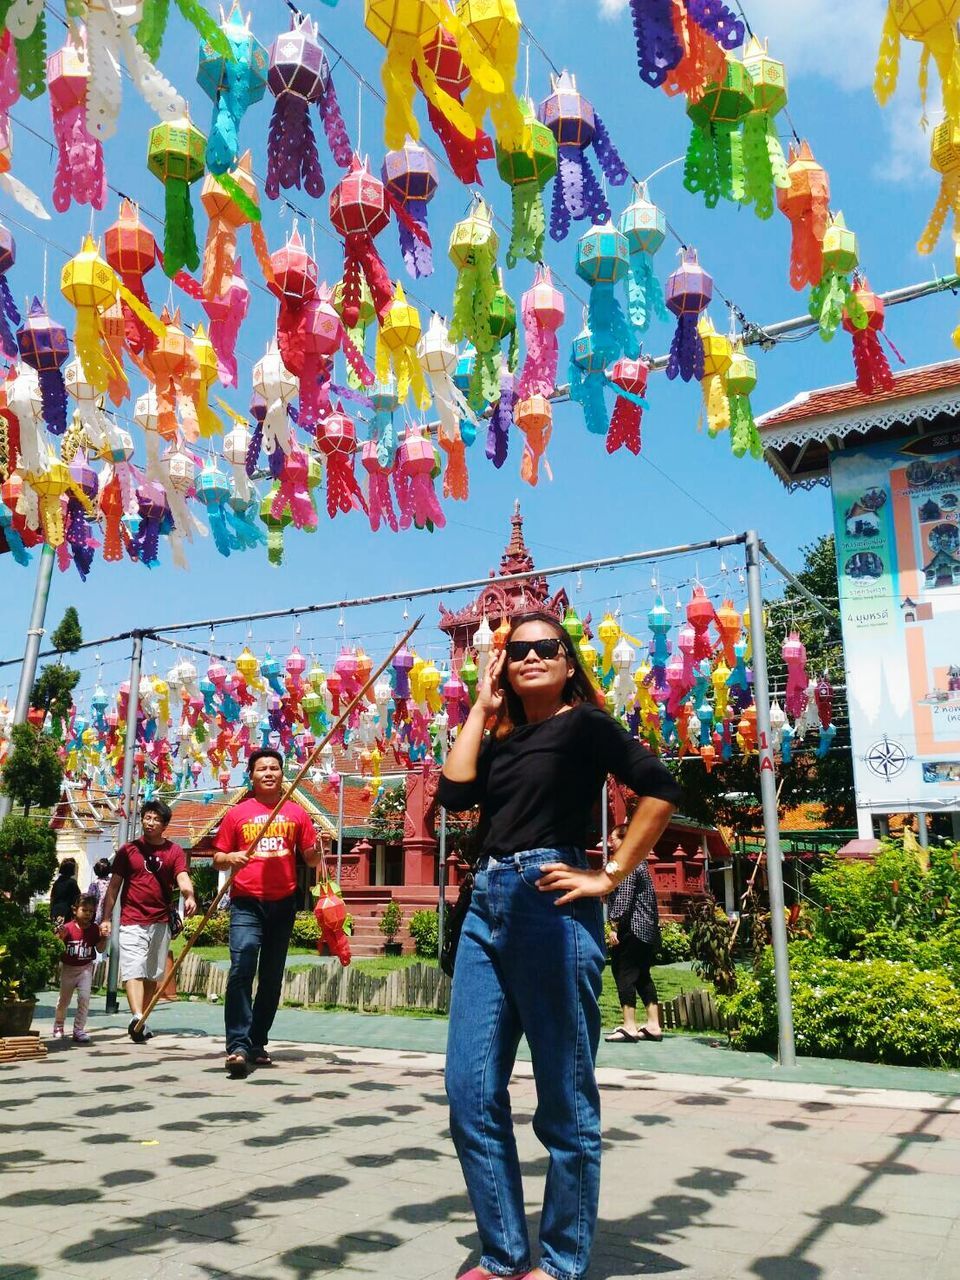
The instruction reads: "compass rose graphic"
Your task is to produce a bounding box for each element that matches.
[865,736,908,781]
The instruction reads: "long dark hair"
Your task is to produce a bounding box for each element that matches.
[493,611,601,738]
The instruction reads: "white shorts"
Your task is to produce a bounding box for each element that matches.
[119,922,171,982]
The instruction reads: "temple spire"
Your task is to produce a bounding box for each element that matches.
[501,501,533,576]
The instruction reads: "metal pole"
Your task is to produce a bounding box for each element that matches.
[744,530,796,1068]
[916,814,930,849]
[335,772,345,884]
[0,543,55,822]
[105,632,143,1014]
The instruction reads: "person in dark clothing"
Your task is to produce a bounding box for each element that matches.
[605,823,663,1043]
[50,858,81,925]
[438,611,680,1280]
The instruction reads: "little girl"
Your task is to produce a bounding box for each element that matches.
[54,894,108,1044]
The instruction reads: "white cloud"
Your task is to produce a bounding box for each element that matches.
[598,0,628,17]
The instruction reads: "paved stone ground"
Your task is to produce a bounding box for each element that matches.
[2,1021,959,1280]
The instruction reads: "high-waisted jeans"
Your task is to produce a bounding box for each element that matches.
[445,848,605,1280]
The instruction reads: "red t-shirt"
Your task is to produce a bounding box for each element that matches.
[112,839,187,926]
[214,797,316,901]
[60,920,102,967]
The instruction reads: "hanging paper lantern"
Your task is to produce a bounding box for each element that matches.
[842,279,898,395]
[16,299,69,436]
[376,281,429,410]
[104,199,158,356]
[683,59,755,208]
[697,315,732,437]
[618,183,667,334]
[147,116,207,278]
[418,24,494,185]
[361,436,399,533]
[739,37,789,220]
[197,3,268,176]
[776,141,830,291]
[364,0,499,150]
[144,307,201,440]
[538,69,628,242]
[456,0,527,151]
[418,312,477,448]
[203,256,249,387]
[191,325,223,437]
[200,149,266,300]
[514,389,552,483]
[48,29,106,214]
[665,247,713,382]
[517,264,565,398]
[685,0,745,51]
[576,221,637,362]
[782,630,808,720]
[270,445,319,533]
[269,224,319,417]
[809,213,865,341]
[484,371,514,471]
[0,222,21,359]
[130,479,172,567]
[60,235,164,398]
[495,105,557,267]
[875,1,960,135]
[316,403,366,519]
[382,139,438,278]
[604,357,648,456]
[329,156,394,327]
[484,278,519,395]
[265,13,353,202]
[726,344,762,459]
[569,323,616,436]
[259,484,292,565]
[195,459,232,555]
[395,426,445,531]
[252,340,298,460]
[626,0,685,88]
[917,118,960,254]
[448,198,502,408]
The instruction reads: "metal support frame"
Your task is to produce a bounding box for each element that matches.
[105,632,143,1014]
[335,774,345,885]
[437,721,449,959]
[745,531,796,1067]
[0,544,55,823]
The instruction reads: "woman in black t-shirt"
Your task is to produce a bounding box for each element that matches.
[50,858,81,925]
[438,612,680,1280]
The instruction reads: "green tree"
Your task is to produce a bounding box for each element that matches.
[369,779,406,843]
[30,608,84,739]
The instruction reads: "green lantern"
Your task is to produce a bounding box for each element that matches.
[684,60,755,208]
[808,213,865,341]
[495,105,558,267]
[147,116,207,278]
[740,38,790,220]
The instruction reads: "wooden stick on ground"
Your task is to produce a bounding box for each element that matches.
[133,614,424,1034]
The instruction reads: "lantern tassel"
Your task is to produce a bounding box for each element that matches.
[162,177,200,278]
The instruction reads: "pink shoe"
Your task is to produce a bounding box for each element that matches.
[52,1024,65,1040]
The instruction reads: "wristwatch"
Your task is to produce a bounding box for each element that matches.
[603,858,621,882]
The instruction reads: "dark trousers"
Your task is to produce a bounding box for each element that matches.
[225,895,296,1057]
[611,935,659,1009]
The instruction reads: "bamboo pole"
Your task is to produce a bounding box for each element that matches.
[132,615,424,1034]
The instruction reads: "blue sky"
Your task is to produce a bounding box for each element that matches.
[2,0,955,702]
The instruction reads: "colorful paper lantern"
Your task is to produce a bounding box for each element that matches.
[626,0,685,88]
[697,314,732,437]
[197,3,268,176]
[495,104,558,267]
[842,279,898,395]
[809,212,864,341]
[0,222,21,360]
[604,357,649,456]
[618,183,667,333]
[776,140,830,290]
[538,69,628,241]
[376,281,429,409]
[382,139,438,278]
[875,1,960,133]
[665,246,713,382]
[683,59,755,208]
[739,37,789,220]
[456,0,526,151]
[16,299,69,436]
[517,264,565,399]
[48,30,106,214]
[104,199,159,355]
[395,426,445,530]
[147,116,207,278]
[329,155,393,327]
[418,24,494,184]
[316,403,366,518]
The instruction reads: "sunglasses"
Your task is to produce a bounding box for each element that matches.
[505,637,565,663]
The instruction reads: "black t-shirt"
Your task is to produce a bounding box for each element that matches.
[436,703,682,858]
[50,876,80,922]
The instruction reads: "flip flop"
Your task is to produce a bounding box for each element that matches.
[604,1027,640,1043]
[250,1050,274,1067]
[638,1028,664,1042]
[225,1053,249,1078]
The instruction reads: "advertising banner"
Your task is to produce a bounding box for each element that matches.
[830,427,960,813]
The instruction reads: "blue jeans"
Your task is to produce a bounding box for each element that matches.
[445,849,605,1280]
[225,894,297,1058]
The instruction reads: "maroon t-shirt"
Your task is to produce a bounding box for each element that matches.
[60,920,101,967]
[112,838,187,926]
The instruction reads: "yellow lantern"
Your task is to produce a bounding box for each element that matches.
[875,1,960,129]
[375,281,430,408]
[697,314,732,437]
[191,324,223,437]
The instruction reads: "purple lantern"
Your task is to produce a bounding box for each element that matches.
[245,393,265,477]
[17,298,69,435]
[628,0,684,88]
[665,247,713,383]
[265,13,352,201]
[382,139,437,279]
[538,70,628,243]
[66,453,98,580]
[131,480,170,567]
[685,0,745,51]
[0,223,21,360]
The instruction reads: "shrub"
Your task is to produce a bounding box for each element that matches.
[686,896,737,994]
[291,911,320,947]
[379,899,403,941]
[181,911,230,947]
[0,901,61,1001]
[658,921,690,964]
[409,908,443,959]
[720,942,960,1068]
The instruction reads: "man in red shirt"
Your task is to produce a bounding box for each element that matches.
[213,749,322,1077]
[101,799,197,1044]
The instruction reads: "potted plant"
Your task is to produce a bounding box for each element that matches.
[379,899,403,956]
[0,724,64,1034]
